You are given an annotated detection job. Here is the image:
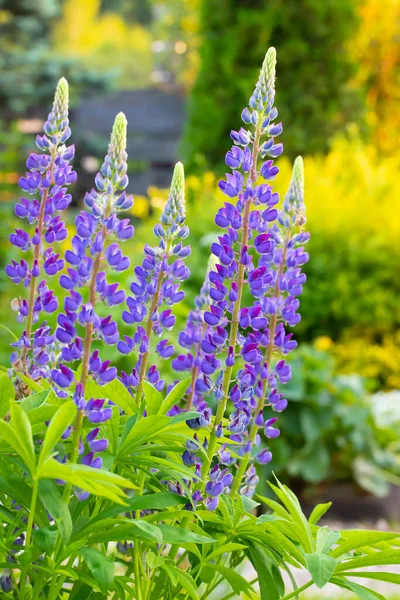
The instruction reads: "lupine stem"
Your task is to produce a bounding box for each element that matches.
[281,580,313,600]
[19,477,39,598]
[230,237,289,495]
[21,148,57,372]
[199,118,262,485]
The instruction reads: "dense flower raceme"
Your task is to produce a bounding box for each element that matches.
[177,48,309,507]
[51,112,133,485]
[6,78,76,380]
[118,162,190,404]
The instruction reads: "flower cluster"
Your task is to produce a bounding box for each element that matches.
[173,48,309,506]
[118,162,190,404]
[50,112,133,479]
[5,47,308,514]
[6,78,76,380]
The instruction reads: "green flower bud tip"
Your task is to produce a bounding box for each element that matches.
[161,161,186,227]
[251,47,276,110]
[285,156,305,221]
[111,112,127,155]
[53,77,69,119]
[262,47,276,92]
[170,161,185,211]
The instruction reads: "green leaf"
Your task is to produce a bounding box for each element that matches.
[38,480,72,543]
[306,552,337,588]
[0,412,36,475]
[332,577,386,599]
[167,566,199,600]
[157,524,215,545]
[39,458,133,504]
[269,480,313,553]
[207,565,253,598]
[338,571,400,585]
[33,525,58,554]
[28,405,59,425]
[38,400,76,470]
[89,492,186,524]
[143,380,163,415]
[316,526,340,554]
[101,378,137,416]
[208,542,248,560]
[79,547,115,593]
[335,549,400,571]
[86,521,162,545]
[309,502,332,525]
[158,377,191,415]
[0,374,14,418]
[247,546,280,600]
[133,520,163,544]
[331,531,399,558]
[21,390,52,413]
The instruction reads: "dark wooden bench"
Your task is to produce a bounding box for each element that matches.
[74,88,186,195]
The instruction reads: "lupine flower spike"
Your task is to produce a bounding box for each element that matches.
[184,47,284,507]
[118,162,190,404]
[6,78,76,383]
[182,48,308,509]
[231,155,308,496]
[52,112,133,494]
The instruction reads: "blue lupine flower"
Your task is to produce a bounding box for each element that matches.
[118,162,190,404]
[7,78,75,378]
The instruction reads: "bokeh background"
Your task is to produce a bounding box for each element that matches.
[1,0,400,531]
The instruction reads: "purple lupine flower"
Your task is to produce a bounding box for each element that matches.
[6,78,75,380]
[55,113,132,396]
[118,162,190,405]
[182,48,309,505]
[52,114,133,492]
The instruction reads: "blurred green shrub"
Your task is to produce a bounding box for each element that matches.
[263,345,400,497]
[184,0,362,169]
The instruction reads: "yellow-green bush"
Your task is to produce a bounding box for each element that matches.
[139,135,400,346]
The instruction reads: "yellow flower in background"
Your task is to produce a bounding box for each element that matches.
[350,0,400,154]
[314,336,333,352]
[52,0,152,89]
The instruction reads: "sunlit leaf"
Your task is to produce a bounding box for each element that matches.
[306,552,337,588]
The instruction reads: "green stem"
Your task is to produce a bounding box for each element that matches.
[133,545,143,600]
[281,580,313,600]
[19,478,39,598]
